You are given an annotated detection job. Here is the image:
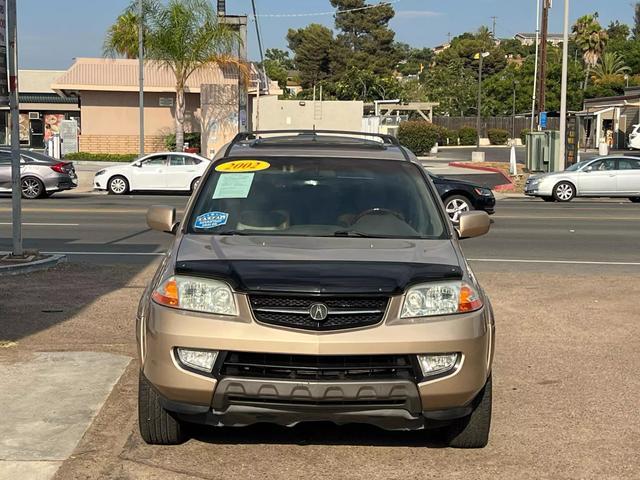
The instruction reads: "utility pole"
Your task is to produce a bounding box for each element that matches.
[7,0,22,256]
[138,0,144,156]
[537,0,550,122]
[530,0,541,132]
[475,52,490,150]
[491,16,497,37]
[559,0,570,170]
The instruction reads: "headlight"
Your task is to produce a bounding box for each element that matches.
[152,275,237,315]
[400,281,483,318]
[95,170,106,176]
[473,187,493,197]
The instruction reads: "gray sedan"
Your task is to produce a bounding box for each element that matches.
[525,156,640,202]
[0,149,77,199]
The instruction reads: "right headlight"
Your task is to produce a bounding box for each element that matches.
[95,170,106,176]
[152,275,237,316]
[400,281,483,318]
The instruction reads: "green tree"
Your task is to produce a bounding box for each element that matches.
[334,67,401,101]
[423,59,477,116]
[330,0,398,75]
[104,10,141,59]
[572,13,609,89]
[635,3,640,39]
[395,43,433,76]
[287,24,335,89]
[263,48,294,96]
[591,51,630,83]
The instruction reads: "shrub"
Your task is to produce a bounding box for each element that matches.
[64,152,138,162]
[432,125,458,146]
[520,128,530,145]
[397,121,440,155]
[458,127,478,146]
[164,132,201,151]
[488,128,509,145]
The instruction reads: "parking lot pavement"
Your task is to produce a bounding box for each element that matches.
[1,262,638,479]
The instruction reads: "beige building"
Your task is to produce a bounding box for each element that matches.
[53,58,270,154]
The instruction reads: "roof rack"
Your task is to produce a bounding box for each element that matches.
[224,129,407,158]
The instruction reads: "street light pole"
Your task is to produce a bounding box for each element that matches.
[476,52,489,150]
[558,0,570,170]
[8,0,22,256]
[512,81,517,141]
[531,0,541,132]
[138,0,144,156]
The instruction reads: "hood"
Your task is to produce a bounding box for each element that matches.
[175,235,462,295]
[433,175,481,188]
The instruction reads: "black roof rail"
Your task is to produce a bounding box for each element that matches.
[224,129,408,159]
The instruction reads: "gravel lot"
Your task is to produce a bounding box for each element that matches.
[1,262,639,479]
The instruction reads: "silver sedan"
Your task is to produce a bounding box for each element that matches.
[525,156,640,202]
[0,149,77,199]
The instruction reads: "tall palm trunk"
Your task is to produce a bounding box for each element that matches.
[175,83,185,152]
[583,65,591,91]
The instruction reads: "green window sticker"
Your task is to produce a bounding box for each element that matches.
[212,173,255,199]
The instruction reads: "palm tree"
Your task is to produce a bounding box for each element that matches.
[591,52,631,84]
[572,13,608,90]
[104,10,140,59]
[105,0,248,151]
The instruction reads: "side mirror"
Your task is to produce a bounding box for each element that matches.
[147,205,178,234]
[133,161,142,168]
[458,211,491,239]
[585,166,593,172]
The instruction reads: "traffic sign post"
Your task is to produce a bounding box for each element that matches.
[539,111,548,130]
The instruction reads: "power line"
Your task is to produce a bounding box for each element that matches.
[250,0,401,18]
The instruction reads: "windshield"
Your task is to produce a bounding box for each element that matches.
[566,160,591,172]
[188,157,447,239]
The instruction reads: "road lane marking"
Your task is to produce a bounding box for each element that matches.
[493,215,640,221]
[0,222,80,226]
[469,258,640,266]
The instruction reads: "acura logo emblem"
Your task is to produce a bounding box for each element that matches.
[309,303,329,321]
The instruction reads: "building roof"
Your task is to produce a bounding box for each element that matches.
[52,58,259,94]
[19,70,67,93]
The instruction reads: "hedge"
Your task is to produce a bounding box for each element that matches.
[458,127,478,146]
[164,132,201,151]
[397,121,440,155]
[64,152,138,162]
[487,128,509,145]
[520,128,530,145]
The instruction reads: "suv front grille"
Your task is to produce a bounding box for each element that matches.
[248,294,389,331]
[220,352,418,381]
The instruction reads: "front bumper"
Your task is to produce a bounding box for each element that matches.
[139,294,495,430]
[475,196,495,215]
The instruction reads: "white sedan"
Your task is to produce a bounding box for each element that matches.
[525,156,640,202]
[94,152,210,194]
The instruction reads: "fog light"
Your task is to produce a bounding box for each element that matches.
[176,348,218,373]
[417,353,459,377]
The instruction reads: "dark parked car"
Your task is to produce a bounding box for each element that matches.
[431,175,496,223]
[0,149,77,199]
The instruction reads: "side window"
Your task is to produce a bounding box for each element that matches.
[0,152,12,165]
[587,160,601,171]
[185,156,201,166]
[618,158,640,170]
[143,156,167,167]
[595,159,616,171]
[169,155,186,167]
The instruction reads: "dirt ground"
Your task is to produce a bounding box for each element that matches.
[2,263,639,479]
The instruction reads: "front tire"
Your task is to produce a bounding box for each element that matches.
[21,176,45,199]
[440,376,492,449]
[444,195,473,223]
[108,175,129,195]
[190,177,201,193]
[138,374,186,445]
[553,182,575,202]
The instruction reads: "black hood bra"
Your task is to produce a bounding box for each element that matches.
[175,259,463,295]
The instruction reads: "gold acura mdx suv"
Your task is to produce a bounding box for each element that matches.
[137,131,495,448]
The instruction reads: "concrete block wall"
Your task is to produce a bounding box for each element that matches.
[78,135,165,154]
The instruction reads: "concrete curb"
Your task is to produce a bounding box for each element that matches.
[448,162,515,191]
[0,255,67,276]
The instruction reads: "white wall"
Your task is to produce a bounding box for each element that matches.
[252,96,364,132]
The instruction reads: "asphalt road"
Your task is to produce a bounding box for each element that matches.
[1,192,639,270]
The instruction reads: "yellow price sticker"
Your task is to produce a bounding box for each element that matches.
[215,160,270,173]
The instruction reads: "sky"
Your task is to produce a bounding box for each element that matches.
[16,0,637,70]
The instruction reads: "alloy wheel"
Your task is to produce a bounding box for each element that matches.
[110,177,127,194]
[555,183,574,201]
[21,178,42,199]
[446,198,470,222]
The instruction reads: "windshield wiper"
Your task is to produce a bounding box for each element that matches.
[333,230,388,238]
[214,230,252,236]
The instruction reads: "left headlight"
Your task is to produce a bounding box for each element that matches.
[400,281,483,318]
[152,275,237,316]
[474,187,493,197]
